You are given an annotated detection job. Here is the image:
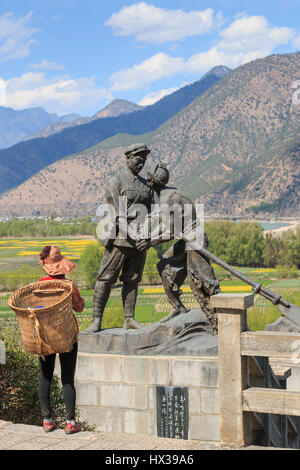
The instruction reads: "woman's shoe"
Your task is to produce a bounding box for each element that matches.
[64,422,81,434]
[43,420,56,432]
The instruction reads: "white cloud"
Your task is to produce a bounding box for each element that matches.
[220,15,293,54]
[110,53,184,91]
[29,59,65,71]
[1,72,113,114]
[0,78,6,106]
[185,15,295,73]
[139,87,179,106]
[109,14,297,91]
[292,35,300,49]
[0,12,40,61]
[105,3,223,44]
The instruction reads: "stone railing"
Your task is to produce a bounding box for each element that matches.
[211,293,300,448]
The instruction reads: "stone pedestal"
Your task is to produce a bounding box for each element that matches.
[79,308,217,356]
[75,308,220,440]
[75,352,220,441]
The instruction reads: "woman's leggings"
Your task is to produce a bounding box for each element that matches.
[38,342,78,421]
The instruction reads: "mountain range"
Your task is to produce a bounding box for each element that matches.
[0,106,81,149]
[24,99,144,141]
[0,55,299,218]
[0,65,230,196]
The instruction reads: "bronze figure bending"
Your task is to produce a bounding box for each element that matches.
[136,164,220,333]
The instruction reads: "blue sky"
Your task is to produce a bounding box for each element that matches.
[0,0,299,116]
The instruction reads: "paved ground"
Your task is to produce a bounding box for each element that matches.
[0,420,282,451]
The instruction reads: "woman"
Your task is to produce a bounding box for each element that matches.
[38,245,85,434]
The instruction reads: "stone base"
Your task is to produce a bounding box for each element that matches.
[266,316,300,332]
[79,308,218,356]
[75,352,220,441]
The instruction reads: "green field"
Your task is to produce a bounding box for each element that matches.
[2,282,300,333]
[0,237,97,266]
[0,237,299,333]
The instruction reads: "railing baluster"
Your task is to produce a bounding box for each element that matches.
[211,293,300,449]
[210,293,254,446]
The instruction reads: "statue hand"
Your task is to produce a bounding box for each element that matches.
[136,239,150,252]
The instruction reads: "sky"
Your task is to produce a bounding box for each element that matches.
[0,0,299,116]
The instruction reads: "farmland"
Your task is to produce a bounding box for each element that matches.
[0,236,98,266]
[0,236,299,332]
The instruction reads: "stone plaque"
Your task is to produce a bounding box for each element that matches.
[156,386,189,439]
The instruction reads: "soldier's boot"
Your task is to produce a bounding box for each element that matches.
[160,306,188,323]
[82,280,111,333]
[160,276,188,324]
[122,281,142,329]
[123,317,142,329]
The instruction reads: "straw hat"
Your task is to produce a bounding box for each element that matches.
[39,246,76,276]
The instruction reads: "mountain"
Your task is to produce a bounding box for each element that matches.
[0,106,81,149]
[59,113,82,123]
[24,99,143,141]
[2,55,298,219]
[0,53,300,217]
[93,99,143,119]
[23,116,90,141]
[0,53,298,220]
[0,65,230,196]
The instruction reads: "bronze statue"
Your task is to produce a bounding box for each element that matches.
[84,143,154,333]
[136,164,220,333]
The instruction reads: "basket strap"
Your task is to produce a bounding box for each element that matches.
[28,309,52,356]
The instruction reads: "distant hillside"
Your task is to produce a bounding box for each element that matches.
[0,54,298,219]
[25,99,143,141]
[93,99,143,119]
[0,106,81,149]
[0,65,230,195]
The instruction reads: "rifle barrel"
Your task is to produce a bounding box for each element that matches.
[198,247,290,308]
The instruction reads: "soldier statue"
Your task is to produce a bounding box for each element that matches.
[84,143,154,333]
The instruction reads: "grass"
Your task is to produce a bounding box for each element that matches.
[247,287,300,331]
[0,237,299,332]
[74,285,300,332]
[0,237,99,268]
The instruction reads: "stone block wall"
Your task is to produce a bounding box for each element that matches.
[75,352,220,441]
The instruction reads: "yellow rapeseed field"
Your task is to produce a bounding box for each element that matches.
[0,238,99,260]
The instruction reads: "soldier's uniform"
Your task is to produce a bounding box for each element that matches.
[87,143,153,332]
[97,165,153,285]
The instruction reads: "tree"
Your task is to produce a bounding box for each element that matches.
[79,242,103,288]
[144,247,160,283]
[205,221,265,267]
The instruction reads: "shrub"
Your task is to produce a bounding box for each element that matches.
[276,265,298,279]
[79,242,103,289]
[0,329,94,430]
[144,247,160,283]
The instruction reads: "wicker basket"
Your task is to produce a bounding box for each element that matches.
[8,280,77,357]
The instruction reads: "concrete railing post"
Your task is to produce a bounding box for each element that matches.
[210,293,254,447]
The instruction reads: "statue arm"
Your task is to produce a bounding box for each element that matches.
[137,211,175,251]
[150,211,175,245]
[105,176,122,212]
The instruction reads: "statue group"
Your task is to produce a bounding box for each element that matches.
[83,143,220,339]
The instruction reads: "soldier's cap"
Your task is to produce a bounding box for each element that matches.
[125,143,151,158]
